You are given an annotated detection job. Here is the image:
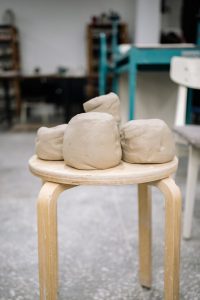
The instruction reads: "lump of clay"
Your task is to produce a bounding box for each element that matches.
[120,119,175,164]
[83,92,121,124]
[36,124,67,160]
[63,112,122,170]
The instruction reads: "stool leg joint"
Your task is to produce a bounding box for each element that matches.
[152,177,182,300]
[37,182,75,300]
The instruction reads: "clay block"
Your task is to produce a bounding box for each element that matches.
[120,119,175,163]
[63,112,122,169]
[36,124,67,160]
[83,93,121,123]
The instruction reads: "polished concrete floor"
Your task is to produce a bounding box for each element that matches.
[0,132,200,300]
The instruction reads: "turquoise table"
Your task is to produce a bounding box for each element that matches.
[99,34,200,121]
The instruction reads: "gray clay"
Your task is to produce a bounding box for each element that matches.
[120,119,176,164]
[63,112,122,170]
[35,124,67,160]
[83,92,121,124]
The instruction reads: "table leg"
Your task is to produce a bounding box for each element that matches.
[129,50,137,120]
[153,177,182,300]
[37,182,74,300]
[138,183,152,288]
[14,78,21,117]
[2,78,12,126]
[99,33,107,95]
[112,73,119,94]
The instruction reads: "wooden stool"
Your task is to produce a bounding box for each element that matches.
[29,155,182,300]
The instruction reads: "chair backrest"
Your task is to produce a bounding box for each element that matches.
[170,57,200,126]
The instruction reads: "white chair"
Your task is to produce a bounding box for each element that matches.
[170,56,200,239]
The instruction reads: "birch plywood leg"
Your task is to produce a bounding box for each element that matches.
[138,184,152,288]
[154,177,182,300]
[37,182,73,300]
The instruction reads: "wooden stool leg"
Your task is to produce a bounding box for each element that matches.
[138,183,152,288]
[37,182,73,300]
[154,177,182,300]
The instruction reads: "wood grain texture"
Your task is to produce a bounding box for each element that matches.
[37,182,75,300]
[153,177,182,300]
[31,157,181,300]
[138,184,152,288]
[29,155,178,185]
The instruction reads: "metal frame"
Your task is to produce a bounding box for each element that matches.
[99,35,200,120]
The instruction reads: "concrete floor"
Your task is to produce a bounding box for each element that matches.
[0,132,200,300]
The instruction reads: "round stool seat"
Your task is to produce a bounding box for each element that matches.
[29,155,178,185]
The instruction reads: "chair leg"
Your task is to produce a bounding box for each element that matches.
[154,177,182,300]
[37,182,74,300]
[183,146,200,239]
[138,183,152,288]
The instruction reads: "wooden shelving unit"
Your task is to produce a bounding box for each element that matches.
[0,25,20,71]
[0,24,21,124]
[86,22,128,98]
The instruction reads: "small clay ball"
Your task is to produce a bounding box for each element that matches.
[83,92,121,123]
[63,112,122,170]
[120,119,175,164]
[36,124,67,160]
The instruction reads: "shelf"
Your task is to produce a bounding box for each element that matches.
[88,22,127,28]
[0,24,21,124]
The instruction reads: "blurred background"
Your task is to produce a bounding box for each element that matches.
[0,1,200,299]
[0,0,199,130]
